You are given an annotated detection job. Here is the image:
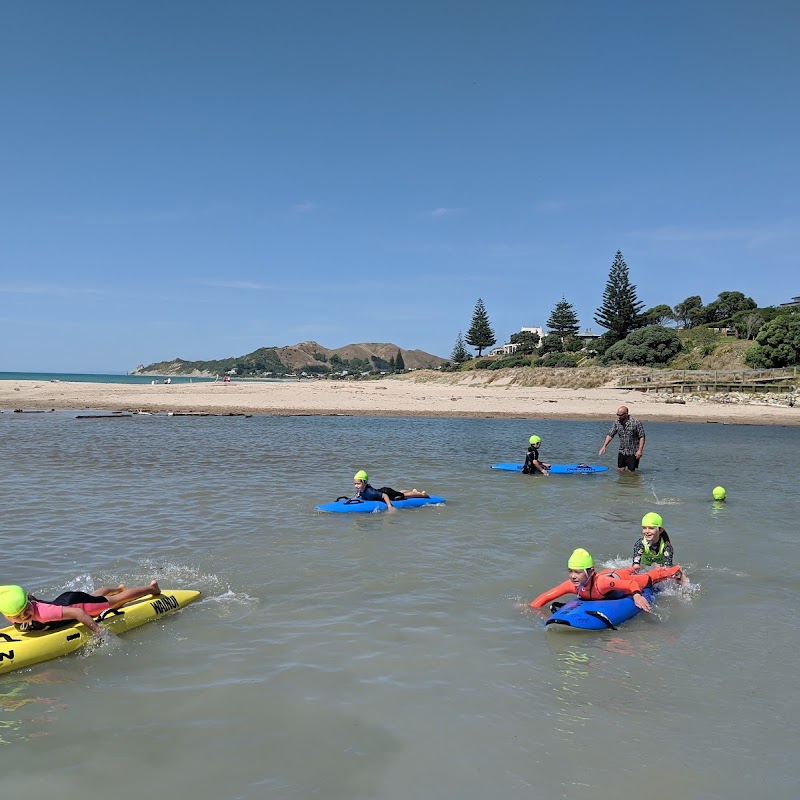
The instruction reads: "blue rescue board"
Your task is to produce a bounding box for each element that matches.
[316,496,446,514]
[544,588,654,631]
[491,463,608,474]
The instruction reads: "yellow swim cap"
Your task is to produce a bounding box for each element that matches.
[529,435,541,445]
[712,486,726,500]
[354,470,368,482]
[0,585,28,617]
[567,548,593,570]
[641,512,663,527]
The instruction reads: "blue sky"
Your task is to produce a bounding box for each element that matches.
[1,1,798,372]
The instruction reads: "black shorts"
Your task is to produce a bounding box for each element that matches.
[51,591,107,606]
[618,453,640,471]
[378,486,405,501]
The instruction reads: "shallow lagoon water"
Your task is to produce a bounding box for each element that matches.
[1,412,798,799]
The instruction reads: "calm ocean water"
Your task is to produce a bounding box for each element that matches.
[0,371,216,384]
[1,412,798,799]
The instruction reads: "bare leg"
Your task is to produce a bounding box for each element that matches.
[95,584,126,597]
[400,489,429,498]
[106,581,161,610]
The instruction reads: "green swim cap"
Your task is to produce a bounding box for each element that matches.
[712,486,726,500]
[354,470,368,482]
[567,548,593,570]
[642,512,663,528]
[529,435,541,445]
[0,585,28,617]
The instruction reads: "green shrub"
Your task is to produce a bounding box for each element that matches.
[538,352,577,368]
[602,326,682,366]
[744,315,800,367]
[489,355,532,370]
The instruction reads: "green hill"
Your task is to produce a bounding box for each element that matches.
[131,341,447,378]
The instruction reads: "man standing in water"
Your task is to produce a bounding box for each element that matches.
[599,406,645,472]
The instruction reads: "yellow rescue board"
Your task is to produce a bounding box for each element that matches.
[0,589,200,676]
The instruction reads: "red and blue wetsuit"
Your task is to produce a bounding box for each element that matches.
[529,565,682,609]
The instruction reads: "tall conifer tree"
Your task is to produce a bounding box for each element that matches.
[465,298,496,356]
[594,251,645,344]
[546,297,580,336]
[451,331,470,364]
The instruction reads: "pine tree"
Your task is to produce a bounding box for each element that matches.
[546,296,580,337]
[593,250,645,344]
[465,298,496,356]
[395,349,405,371]
[451,331,470,363]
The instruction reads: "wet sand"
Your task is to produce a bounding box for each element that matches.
[1,376,797,425]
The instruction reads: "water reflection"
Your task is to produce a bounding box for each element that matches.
[0,672,67,743]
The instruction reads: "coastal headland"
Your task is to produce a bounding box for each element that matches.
[1,371,797,425]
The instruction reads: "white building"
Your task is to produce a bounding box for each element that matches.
[489,326,600,356]
[488,326,545,356]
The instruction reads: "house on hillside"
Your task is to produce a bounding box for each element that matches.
[575,329,602,347]
[488,326,545,356]
[489,343,519,356]
[520,326,544,339]
[780,296,800,308]
[490,326,602,355]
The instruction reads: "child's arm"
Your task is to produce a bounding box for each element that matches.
[59,606,103,634]
[631,538,645,571]
[529,579,575,609]
[381,492,395,509]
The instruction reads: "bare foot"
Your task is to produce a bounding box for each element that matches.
[421,491,429,498]
[149,580,161,596]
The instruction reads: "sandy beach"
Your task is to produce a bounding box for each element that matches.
[1,374,798,425]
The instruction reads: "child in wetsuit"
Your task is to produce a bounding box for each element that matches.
[352,470,429,509]
[631,512,674,572]
[521,435,550,475]
[530,548,685,613]
[0,581,161,634]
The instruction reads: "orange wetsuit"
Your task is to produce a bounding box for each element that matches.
[529,565,682,609]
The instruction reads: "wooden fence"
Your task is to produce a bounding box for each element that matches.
[617,367,798,394]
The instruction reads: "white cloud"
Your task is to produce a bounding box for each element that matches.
[428,207,464,218]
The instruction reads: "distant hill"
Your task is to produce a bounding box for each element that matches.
[131,341,448,378]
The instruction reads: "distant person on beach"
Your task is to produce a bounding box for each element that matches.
[529,549,685,613]
[352,470,429,509]
[599,406,645,472]
[631,512,675,572]
[0,581,161,634]
[223,375,231,383]
[522,435,550,476]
